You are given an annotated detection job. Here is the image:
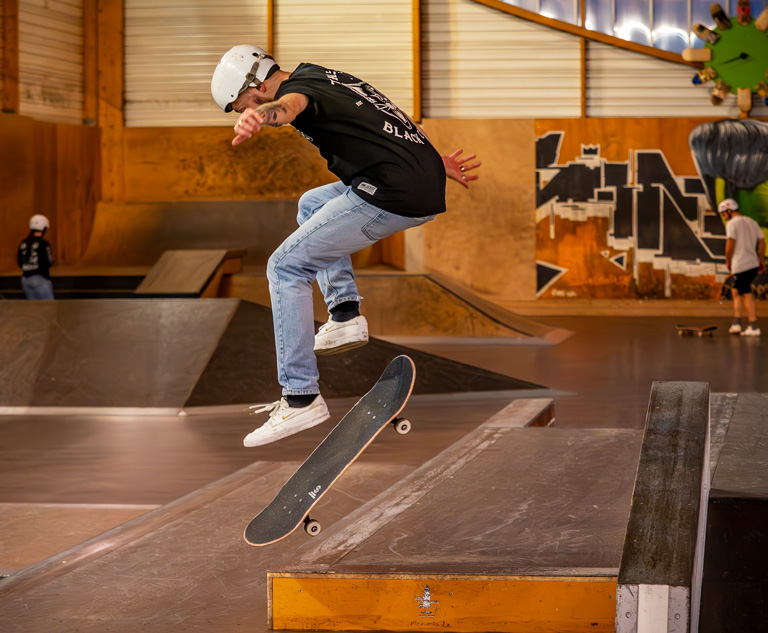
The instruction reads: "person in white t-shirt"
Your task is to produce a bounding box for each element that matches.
[718,198,766,336]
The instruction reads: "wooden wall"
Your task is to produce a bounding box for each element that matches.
[0,114,99,271]
[112,118,538,301]
[422,118,537,301]
[122,126,334,201]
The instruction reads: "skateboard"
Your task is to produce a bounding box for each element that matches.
[710,79,731,106]
[244,355,416,546]
[685,48,713,63]
[692,66,717,85]
[710,3,732,30]
[757,8,768,32]
[737,0,751,26]
[693,23,720,44]
[676,325,717,337]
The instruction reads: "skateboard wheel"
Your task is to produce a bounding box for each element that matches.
[304,518,321,536]
[393,418,411,435]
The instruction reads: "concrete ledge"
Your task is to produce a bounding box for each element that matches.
[616,381,711,633]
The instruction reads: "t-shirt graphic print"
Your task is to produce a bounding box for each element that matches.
[275,63,446,217]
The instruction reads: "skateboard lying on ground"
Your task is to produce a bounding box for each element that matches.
[675,325,717,337]
[244,354,416,546]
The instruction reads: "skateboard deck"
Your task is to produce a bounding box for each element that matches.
[676,324,717,337]
[244,354,416,546]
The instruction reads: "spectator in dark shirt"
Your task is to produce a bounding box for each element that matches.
[18,214,55,300]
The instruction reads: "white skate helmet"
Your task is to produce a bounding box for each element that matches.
[717,198,739,214]
[29,214,49,231]
[211,45,279,112]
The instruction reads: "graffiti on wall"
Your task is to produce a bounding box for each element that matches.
[536,131,728,299]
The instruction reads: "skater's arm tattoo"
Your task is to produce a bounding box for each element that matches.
[257,93,309,126]
[257,102,290,126]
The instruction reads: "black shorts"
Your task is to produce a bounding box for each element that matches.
[733,267,759,295]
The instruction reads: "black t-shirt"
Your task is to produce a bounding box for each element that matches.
[275,63,446,217]
[18,234,54,278]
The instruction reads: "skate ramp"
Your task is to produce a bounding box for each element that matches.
[0,300,235,410]
[77,200,299,268]
[185,301,548,408]
[223,271,572,344]
[0,398,634,633]
[0,299,549,411]
[134,249,246,298]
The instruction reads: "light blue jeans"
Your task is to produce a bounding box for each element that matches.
[267,181,435,396]
[21,275,54,300]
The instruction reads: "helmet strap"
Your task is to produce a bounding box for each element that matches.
[241,55,270,93]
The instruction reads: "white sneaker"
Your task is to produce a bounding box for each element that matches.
[243,395,330,447]
[741,326,761,337]
[314,315,369,355]
[728,324,743,334]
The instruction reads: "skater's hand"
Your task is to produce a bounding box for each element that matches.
[232,94,308,147]
[232,107,266,146]
[444,149,481,189]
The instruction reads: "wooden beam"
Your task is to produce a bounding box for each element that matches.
[412,0,422,122]
[97,0,124,201]
[1,0,19,113]
[470,0,701,67]
[579,0,586,118]
[82,0,98,124]
[266,0,274,56]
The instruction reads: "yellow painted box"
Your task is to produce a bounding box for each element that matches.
[269,572,617,632]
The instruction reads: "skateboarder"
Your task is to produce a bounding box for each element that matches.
[17,214,55,300]
[211,46,481,447]
[718,199,765,336]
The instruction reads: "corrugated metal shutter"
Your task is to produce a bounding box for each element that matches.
[18,0,84,124]
[274,0,414,116]
[422,0,581,118]
[124,0,268,127]
[125,0,414,127]
[586,40,768,118]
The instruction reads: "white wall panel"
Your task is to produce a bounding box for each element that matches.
[422,0,581,118]
[274,0,414,116]
[18,0,83,124]
[124,0,268,127]
[586,41,768,118]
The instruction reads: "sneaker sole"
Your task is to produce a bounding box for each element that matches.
[314,338,369,356]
